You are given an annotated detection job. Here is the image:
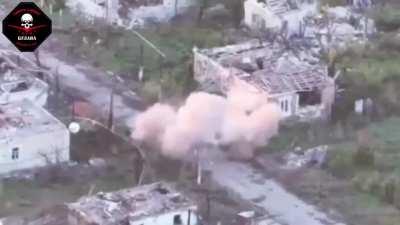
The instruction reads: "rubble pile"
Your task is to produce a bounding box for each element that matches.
[282,145,328,170]
[67,182,197,225]
[300,6,375,51]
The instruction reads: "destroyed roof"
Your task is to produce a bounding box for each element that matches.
[0,55,48,95]
[67,182,197,225]
[198,40,328,95]
[251,0,291,15]
[0,100,66,141]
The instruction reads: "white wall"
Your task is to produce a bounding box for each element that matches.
[0,79,48,107]
[130,208,198,225]
[244,0,282,30]
[244,0,318,37]
[0,128,70,174]
[128,0,195,24]
[276,94,296,118]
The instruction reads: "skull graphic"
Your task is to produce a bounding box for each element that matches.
[21,13,33,29]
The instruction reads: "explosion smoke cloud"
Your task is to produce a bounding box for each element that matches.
[132,82,281,159]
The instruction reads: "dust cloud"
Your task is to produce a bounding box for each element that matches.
[132,81,281,159]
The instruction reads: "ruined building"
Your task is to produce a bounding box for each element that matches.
[67,0,195,27]
[244,0,318,32]
[193,40,335,121]
[0,100,70,175]
[0,57,48,107]
[67,182,199,225]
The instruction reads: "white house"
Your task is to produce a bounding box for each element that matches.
[67,182,199,225]
[193,40,335,121]
[0,100,69,175]
[244,0,318,36]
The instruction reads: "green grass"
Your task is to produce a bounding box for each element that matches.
[372,5,400,32]
[55,21,224,100]
[0,171,135,217]
[368,117,400,152]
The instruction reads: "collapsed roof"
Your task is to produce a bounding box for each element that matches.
[198,40,329,95]
[0,100,66,141]
[67,182,197,225]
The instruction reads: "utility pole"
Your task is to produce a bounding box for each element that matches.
[192,187,224,222]
[175,0,179,16]
[107,72,115,130]
[196,148,202,185]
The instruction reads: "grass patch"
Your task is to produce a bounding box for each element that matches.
[368,117,400,151]
[55,21,224,101]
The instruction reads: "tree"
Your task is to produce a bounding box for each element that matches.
[107,80,115,130]
[224,0,244,28]
[197,0,210,24]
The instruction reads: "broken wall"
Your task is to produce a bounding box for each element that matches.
[193,50,232,93]
[244,0,282,30]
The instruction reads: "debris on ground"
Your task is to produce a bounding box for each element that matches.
[282,145,329,170]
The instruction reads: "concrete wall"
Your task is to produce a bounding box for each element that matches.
[244,0,318,37]
[0,127,70,174]
[244,0,282,30]
[68,208,198,225]
[274,93,297,118]
[128,0,195,24]
[130,208,198,225]
[193,50,232,93]
[0,78,48,107]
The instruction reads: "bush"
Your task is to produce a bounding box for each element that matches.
[373,6,400,32]
[52,0,67,11]
[139,80,160,104]
[353,146,375,168]
[352,172,382,194]
[327,148,355,178]
[383,178,397,204]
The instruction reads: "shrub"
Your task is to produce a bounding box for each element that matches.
[352,172,382,194]
[383,178,397,204]
[327,148,355,178]
[377,34,400,53]
[353,146,375,168]
[139,80,160,104]
[51,0,67,11]
[373,6,400,32]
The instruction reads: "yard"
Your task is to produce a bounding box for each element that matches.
[260,116,400,225]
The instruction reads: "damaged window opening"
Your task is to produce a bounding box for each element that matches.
[298,88,321,107]
[11,147,19,160]
[10,82,29,93]
[281,99,289,113]
[173,214,183,225]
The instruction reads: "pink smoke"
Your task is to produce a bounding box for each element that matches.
[131,82,281,159]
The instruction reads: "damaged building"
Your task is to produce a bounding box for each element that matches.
[0,100,70,175]
[67,182,199,225]
[193,40,335,121]
[244,0,318,32]
[67,0,195,27]
[0,58,48,107]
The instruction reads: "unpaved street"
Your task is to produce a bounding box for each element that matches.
[203,151,341,225]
